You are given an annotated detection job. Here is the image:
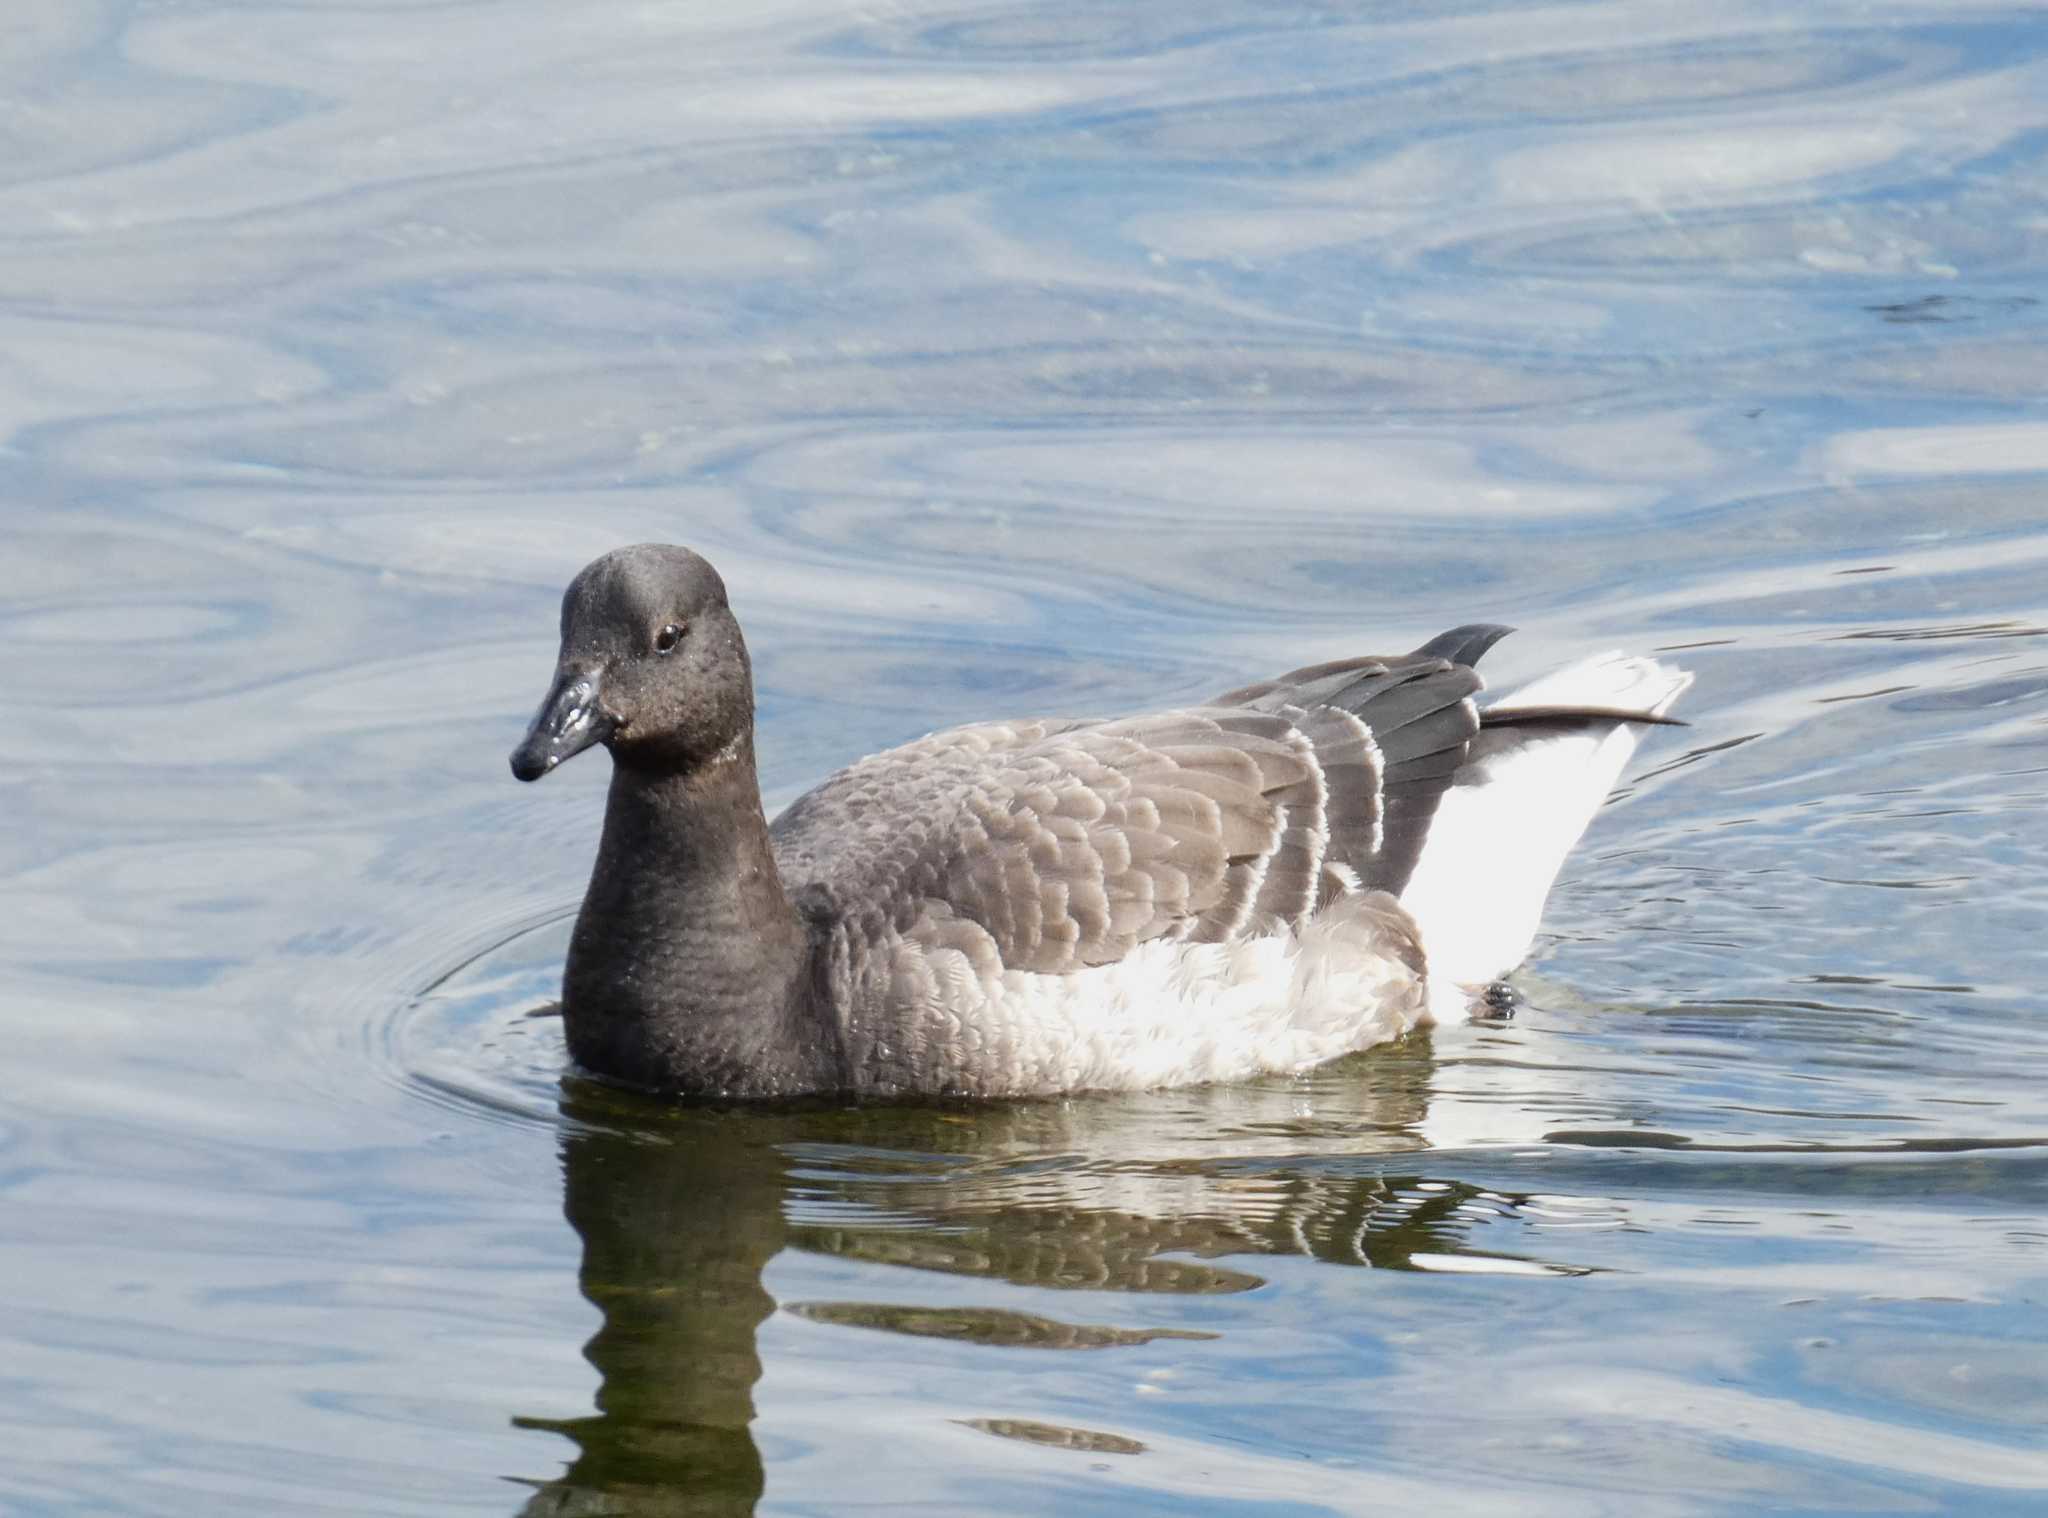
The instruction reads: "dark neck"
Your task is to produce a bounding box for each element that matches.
[563,735,831,1097]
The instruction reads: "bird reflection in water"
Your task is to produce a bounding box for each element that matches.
[513,1032,1595,1514]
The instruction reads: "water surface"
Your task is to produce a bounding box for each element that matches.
[4,1,2047,1513]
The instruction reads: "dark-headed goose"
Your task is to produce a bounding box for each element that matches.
[511,544,1688,1100]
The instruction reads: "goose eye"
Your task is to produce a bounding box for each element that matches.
[655,622,684,654]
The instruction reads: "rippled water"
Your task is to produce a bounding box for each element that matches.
[6,0,2048,1512]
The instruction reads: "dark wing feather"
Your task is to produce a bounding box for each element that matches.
[1218,648,1486,896]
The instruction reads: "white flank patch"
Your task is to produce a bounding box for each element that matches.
[1400,651,1691,1015]
[914,894,1427,1093]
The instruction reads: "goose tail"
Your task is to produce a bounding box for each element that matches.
[1397,648,1692,1014]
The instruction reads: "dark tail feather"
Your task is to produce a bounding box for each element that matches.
[1412,623,1515,669]
[1481,704,1690,730]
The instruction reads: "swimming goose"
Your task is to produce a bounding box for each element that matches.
[510,544,1690,1100]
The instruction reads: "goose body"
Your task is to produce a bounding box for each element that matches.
[512,545,1690,1100]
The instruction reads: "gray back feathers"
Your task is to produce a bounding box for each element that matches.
[772,637,1500,973]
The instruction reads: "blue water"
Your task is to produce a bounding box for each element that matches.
[4,1,2047,1512]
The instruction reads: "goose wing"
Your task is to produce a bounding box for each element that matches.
[770,648,1489,973]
